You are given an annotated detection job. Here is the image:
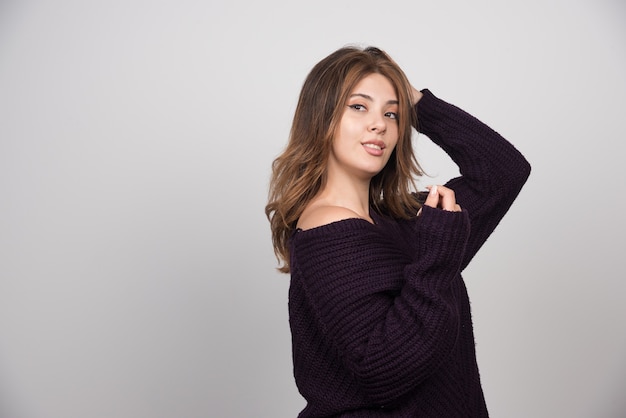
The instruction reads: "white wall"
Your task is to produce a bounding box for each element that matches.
[1,1,624,417]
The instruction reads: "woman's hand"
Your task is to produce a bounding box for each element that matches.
[410,86,423,105]
[424,185,462,212]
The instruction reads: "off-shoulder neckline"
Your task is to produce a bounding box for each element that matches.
[294,216,378,235]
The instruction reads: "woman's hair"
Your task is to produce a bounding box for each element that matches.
[265,45,423,273]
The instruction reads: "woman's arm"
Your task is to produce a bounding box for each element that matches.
[414,89,531,269]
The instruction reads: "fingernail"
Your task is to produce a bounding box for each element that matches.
[430,185,438,195]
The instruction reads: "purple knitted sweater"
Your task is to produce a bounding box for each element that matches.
[288,89,531,417]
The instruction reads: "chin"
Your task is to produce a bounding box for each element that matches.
[363,166,386,178]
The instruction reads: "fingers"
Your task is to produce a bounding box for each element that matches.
[439,185,459,212]
[424,185,440,208]
[424,185,462,212]
[410,86,423,105]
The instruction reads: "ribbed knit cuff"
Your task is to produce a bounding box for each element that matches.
[415,89,483,137]
[410,205,470,286]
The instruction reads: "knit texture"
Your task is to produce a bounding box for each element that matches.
[288,89,531,417]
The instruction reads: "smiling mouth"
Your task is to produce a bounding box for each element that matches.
[362,142,385,150]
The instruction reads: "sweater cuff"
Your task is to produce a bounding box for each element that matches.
[414,89,471,134]
[412,205,470,274]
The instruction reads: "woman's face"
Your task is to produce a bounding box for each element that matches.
[328,73,399,181]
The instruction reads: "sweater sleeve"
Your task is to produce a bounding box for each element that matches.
[290,206,470,405]
[415,89,531,270]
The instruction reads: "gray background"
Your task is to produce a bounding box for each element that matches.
[1,0,625,417]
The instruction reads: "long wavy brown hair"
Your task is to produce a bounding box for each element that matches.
[265,46,424,273]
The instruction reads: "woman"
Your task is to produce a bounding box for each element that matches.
[265,45,530,417]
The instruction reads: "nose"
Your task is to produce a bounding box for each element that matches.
[369,113,386,135]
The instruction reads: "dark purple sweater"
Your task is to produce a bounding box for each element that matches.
[288,89,531,417]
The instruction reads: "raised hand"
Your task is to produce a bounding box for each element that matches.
[424,185,462,212]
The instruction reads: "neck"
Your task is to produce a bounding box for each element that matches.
[317,171,372,218]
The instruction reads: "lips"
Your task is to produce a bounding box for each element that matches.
[362,140,386,156]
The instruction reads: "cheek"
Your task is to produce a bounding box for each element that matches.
[339,118,359,139]
[389,130,400,151]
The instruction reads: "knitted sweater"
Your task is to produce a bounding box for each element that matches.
[288,89,531,417]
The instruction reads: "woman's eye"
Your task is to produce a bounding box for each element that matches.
[348,104,366,111]
[385,112,399,120]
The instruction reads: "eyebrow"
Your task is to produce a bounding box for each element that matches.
[349,93,399,105]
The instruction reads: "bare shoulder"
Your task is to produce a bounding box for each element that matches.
[297,205,367,230]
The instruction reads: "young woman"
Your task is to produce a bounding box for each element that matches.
[265,46,530,417]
